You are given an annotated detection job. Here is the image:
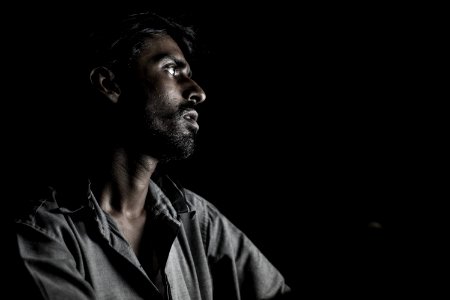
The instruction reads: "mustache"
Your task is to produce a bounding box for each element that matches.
[177,101,197,115]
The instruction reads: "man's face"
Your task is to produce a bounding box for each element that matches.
[119,35,206,162]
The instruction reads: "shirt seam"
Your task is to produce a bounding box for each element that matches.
[199,200,210,256]
[16,220,64,244]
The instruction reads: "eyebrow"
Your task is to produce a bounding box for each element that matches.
[156,54,192,77]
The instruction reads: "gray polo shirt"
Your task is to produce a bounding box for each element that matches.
[15,177,290,299]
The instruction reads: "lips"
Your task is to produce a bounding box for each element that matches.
[182,110,198,122]
[182,109,199,131]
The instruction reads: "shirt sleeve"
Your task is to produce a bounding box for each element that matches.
[201,200,292,300]
[15,221,96,300]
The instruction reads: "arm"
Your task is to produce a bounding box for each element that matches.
[203,201,291,299]
[15,222,95,300]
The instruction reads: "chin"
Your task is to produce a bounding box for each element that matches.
[156,134,196,163]
[158,148,195,163]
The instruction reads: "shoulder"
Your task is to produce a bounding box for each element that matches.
[183,188,223,220]
[182,188,244,240]
[14,186,74,242]
[15,186,58,221]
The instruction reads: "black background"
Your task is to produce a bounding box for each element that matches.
[3,2,443,298]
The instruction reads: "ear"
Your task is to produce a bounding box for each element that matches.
[89,67,121,103]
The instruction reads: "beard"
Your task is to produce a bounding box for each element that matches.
[141,107,197,163]
[116,85,199,163]
[148,122,196,163]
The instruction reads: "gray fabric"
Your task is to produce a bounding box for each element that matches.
[15,177,290,299]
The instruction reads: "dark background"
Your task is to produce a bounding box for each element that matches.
[4,2,442,298]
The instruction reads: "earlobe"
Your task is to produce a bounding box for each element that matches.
[89,67,121,103]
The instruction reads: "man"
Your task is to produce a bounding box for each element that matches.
[14,12,291,299]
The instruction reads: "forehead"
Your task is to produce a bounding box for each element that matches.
[138,35,187,63]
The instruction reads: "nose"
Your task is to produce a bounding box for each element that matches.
[183,78,206,105]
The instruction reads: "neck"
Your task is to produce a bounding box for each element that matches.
[91,147,159,218]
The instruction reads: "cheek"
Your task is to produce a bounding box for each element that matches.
[144,94,179,122]
[146,87,180,114]
[153,81,180,101]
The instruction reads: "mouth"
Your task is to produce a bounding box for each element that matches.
[182,109,199,131]
[182,110,198,122]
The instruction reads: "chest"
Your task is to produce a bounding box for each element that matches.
[113,215,147,255]
[69,215,213,299]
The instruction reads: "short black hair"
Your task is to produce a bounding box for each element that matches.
[88,12,196,72]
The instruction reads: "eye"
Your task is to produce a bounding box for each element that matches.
[166,65,180,76]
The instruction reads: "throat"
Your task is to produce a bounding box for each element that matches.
[113,213,161,281]
[113,212,148,256]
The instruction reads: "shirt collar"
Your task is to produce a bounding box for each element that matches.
[52,174,192,216]
[151,174,190,214]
